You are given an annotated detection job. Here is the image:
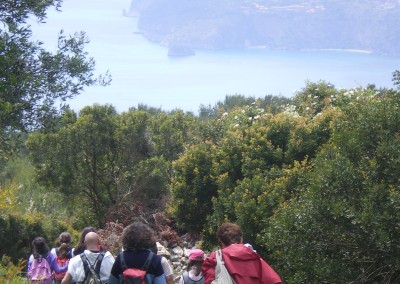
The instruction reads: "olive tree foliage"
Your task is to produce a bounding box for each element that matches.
[0,0,110,165]
[27,106,197,226]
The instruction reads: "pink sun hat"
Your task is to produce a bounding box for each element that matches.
[189,249,205,261]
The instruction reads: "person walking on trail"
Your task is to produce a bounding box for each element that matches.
[179,249,205,284]
[202,223,282,284]
[27,237,68,284]
[61,232,115,284]
[108,221,167,284]
[73,226,99,257]
[51,232,74,284]
[51,231,74,258]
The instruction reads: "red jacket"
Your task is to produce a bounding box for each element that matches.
[202,244,282,284]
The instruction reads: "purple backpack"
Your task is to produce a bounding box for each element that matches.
[28,256,52,284]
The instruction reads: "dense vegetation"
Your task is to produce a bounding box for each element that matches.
[3,81,400,283]
[169,83,400,282]
[1,1,400,283]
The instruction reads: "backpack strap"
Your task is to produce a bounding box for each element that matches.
[80,253,90,282]
[94,252,105,274]
[182,271,203,284]
[119,251,127,271]
[81,252,104,283]
[141,251,154,271]
[67,247,73,259]
[182,271,190,284]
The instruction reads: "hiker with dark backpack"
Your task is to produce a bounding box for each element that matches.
[61,232,114,284]
[108,222,167,284]
[51,232,74,284]
[27,237,68,284]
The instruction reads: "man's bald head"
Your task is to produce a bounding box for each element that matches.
[84,232,100,251]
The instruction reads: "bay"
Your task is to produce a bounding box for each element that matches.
[30,0,400,113]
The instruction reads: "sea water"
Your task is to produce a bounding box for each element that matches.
[30,0,400,113]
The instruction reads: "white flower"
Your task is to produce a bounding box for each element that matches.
[222,112,228,116]
[249,117,253,120]
[234,116,238,119]
[234,124,239,127]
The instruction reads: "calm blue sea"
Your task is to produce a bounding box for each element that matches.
[30,0,400,113]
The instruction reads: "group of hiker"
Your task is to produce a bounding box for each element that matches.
[27,222,282,284]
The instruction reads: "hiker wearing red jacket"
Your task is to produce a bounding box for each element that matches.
[202,223,282,284]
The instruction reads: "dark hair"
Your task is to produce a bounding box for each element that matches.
[187,260,203,276]
[217,223,243,246]
[57,243,70,258]
[32,237,50,258]
[74,226,96,255]
[122,222,156,250]
[59,232,72,244]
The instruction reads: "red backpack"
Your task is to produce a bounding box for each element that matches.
[53,247,72,281]
[120,251,154,284]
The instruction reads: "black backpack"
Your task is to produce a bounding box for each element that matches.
[80,252,105,284]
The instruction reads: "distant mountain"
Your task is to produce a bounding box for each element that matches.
[127,0,400,56]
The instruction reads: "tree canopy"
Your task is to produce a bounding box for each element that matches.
[169,82,400,283]
[0,0,109,164]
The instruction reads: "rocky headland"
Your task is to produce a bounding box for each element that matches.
[126,0,400,56]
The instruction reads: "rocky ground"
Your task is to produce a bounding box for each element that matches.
[156,233,201,283]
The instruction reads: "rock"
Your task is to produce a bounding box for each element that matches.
[167,45,195,57]
[183,247,191,257]
[171,245,184,256]
[172,261,181,268]
[156,242,170,257]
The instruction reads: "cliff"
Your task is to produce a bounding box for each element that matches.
[128,0,400,56]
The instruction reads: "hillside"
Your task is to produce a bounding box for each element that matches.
[127,0,400,56]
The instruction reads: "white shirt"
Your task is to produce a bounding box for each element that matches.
[67,250,114,283]
[161,256,173,277]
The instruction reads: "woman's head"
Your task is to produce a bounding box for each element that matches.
[59,232,72,245]
[32,237,50,258]
[75,226,97,253]
[122,222,156,250]
[217,223,243,247]
[187,249,205,276]
[58,243,70,258]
